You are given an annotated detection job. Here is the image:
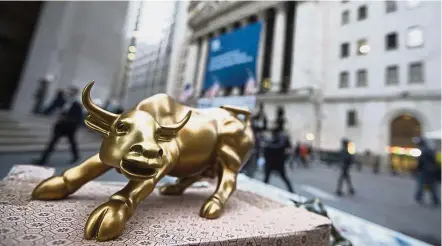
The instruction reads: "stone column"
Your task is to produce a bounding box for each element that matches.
[256,12,267,88]
[195,37,209,97]
[270,4,287,92]
[183,42,199,91]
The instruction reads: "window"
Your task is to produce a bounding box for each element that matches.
[341,10,350,25]
[386,65,399,85]
[339,71,349,88]
[406,0,420,9]
[357,39,370,55]
[408,62,424,83]
[347,110,357,127]
[358,5,367,20]
[356,69,367,87]
[386,0,397,13]
[340,42,350,58]
[407,26,424,48]
[386,32,398,50]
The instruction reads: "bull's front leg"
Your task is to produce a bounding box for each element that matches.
[32,154,111,200]
[200,144,241,219]
[84,178,159,241]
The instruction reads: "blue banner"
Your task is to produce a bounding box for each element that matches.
[203,22,262,93]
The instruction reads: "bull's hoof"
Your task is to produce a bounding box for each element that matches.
[200,196,224,219]
[159,184,184,196]
[84,200,129,241]
[31,176,71,200]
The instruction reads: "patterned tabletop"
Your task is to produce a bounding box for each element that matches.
[0,165,331,246]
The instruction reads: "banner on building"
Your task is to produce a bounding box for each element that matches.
[203,22,262,95]
[197,96,256,112]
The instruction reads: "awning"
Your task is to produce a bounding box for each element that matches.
[425,129,441,140]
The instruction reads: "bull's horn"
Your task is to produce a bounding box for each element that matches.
[156,111,192,140]
[82,81,118,123]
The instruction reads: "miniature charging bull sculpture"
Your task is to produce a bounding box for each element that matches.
[31,81,254,241]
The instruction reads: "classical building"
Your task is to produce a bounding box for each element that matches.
[123,1,189,109]
[7,1,189,113]
[11,1,131,113]
[180,0,441,170]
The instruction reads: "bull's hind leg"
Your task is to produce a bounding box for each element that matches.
[159,175,201,195]
[200,144,241,219]
[32,154,111,200]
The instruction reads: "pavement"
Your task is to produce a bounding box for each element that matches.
[0,149,440,245]
[254,164,441,246]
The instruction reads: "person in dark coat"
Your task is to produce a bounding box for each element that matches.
[42,89,66,115]
[241,103,268,178]
[263,128,294,193]
[415,137,440,205]
[32,78,49,114]
[335,138,355,196]
[275,106,286,132]
[34,86,83,165]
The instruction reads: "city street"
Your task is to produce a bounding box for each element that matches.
[0,150,440,245]
[255,164,441,246]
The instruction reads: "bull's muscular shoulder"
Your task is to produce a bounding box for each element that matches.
[135,93,188,123]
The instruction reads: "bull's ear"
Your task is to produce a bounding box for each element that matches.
[84,115,111,136]
[155,111,192,142]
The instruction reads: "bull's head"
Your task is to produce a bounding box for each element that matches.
[82,81,191,181]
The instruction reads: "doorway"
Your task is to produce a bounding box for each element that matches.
[0,2,43,109]
[389,113,422,173]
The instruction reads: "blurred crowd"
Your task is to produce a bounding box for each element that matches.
[241,102,440,205]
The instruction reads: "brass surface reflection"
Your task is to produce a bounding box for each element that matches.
[32,81,254,241]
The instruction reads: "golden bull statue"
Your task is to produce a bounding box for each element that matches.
[31,81,254,241]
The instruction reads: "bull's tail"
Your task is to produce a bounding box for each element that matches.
[220,105,251,130]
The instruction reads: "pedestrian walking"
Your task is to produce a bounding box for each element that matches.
[263,128,294,193]
[241,103,268,178]
[32,78,49,114]
[373,155,380,174]
[33,86,83,165]
[414,137,440,205]
[335,138,355,196]
[42,89,66,115]
[275,106,286,132]
[293,142,310,168]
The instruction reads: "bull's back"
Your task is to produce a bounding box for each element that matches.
[169,108,223,176]
[135,95,252,176]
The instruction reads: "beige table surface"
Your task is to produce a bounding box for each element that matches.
[0,165,331,246]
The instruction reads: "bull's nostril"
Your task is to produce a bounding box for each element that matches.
[130,145,143,154]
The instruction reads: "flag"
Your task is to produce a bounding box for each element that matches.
[205,82,220,98]
[244,69,258,95]
[205,76,221,98]
[179,83,193,102]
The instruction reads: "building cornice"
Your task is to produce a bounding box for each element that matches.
[256,91,441,104]
[188,1,282,41]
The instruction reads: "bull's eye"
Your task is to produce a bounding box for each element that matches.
[116,121,129,134]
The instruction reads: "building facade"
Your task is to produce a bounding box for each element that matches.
[181,0,441,168]
[12,1,131,113]
[123,1,189,109]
